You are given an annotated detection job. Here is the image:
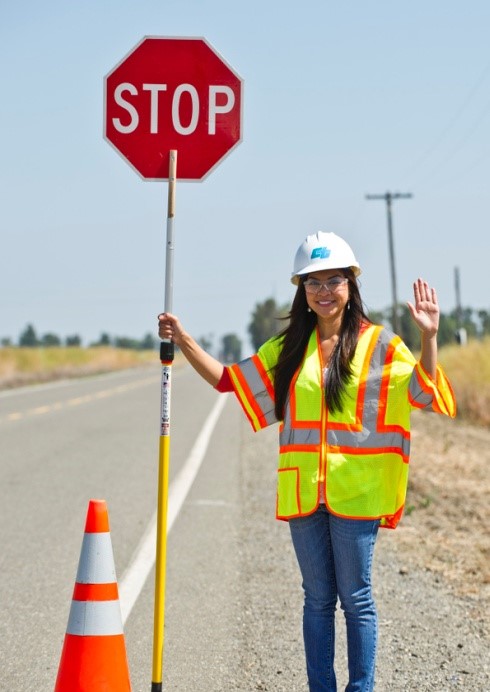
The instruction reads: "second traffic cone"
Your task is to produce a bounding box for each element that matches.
[55,499,131,691]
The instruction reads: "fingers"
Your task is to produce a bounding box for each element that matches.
[157,312,175,340]
[413,278,437,305]
[158,323,168,340]
[157,312,184,343]
[413,279,421,304]
[406,300,416,317]
[158,312,174,322]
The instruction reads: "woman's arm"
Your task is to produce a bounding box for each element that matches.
[158,312,224,386]
[406,278,439,379]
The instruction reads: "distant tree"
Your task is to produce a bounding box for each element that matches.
[398,304,422,350]
[248,298,286,351]
[140,332,158,350]
[1,337,12,347]
[19,324,38,347]
[114,336,139,349]
[438,313,458,346]
[96,332,112,346]
[41,333,62,346]
[477,310,490,336]
[65,334,82,347]
[366,308,388,327]
[198,335,213,353]
[221,334,242,363]
[450,307,477,339]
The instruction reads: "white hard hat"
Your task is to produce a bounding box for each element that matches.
[291,231,361,285]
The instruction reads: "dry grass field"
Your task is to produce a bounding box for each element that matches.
[0,346,157,389]
[437,336,490,427]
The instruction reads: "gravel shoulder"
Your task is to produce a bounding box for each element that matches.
[235,410,490,691]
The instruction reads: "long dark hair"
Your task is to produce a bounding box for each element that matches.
[273,268,370,419]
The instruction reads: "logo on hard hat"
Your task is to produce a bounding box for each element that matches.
[311,247,331,260]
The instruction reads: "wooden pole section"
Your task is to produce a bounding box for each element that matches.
[151,150,177,691]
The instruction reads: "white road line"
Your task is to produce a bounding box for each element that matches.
[0,375,160,424]
[119,394,228,625]
[0,366,160,399]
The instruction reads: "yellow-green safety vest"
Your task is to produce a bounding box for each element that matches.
[228,324,456,528]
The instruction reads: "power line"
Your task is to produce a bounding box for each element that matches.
[411,95,490,189]
[401,58,490,184]
[365,192,413,336]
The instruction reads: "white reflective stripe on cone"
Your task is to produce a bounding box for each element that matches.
[76,533,117,584]
[67,600,124,636]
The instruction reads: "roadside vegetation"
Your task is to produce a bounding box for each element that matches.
[437,336,490,427]
[1,306,489,428]
[0,346,157,390]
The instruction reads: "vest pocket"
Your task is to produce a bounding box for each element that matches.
[277,467,300,517]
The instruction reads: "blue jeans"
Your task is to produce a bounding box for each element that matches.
[289,505,380,692]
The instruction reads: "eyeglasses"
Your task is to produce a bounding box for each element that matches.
[303,277,349,294]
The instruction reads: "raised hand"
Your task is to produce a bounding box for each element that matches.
[406,278,440,337]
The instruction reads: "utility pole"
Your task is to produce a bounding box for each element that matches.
[454,266,462,329]
[365,191,413,336]
[454,266,467,346]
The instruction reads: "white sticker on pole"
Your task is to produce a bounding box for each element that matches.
[160,364,171,436]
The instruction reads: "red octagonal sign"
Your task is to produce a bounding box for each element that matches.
[104,37,243,181]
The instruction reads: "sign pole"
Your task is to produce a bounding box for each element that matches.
[152,150,177,691]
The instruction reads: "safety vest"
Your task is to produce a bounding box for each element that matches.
[228,324,456,528]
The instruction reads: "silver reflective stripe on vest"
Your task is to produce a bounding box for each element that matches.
[408,369,434,408]
[76,533,117,584]
[280,424,410,455]
[328,427,411,456]
[237,357,277,426]
[66,600,124,636]
[280,426,321,446]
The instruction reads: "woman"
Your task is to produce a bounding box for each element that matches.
[158,231,456,692]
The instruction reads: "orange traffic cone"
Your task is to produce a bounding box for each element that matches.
[54,499,131,691]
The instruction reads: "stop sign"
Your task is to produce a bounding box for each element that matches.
[104,37,243,181]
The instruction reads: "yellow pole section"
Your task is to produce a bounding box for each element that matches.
[152,151,177,692]
[151,413,171,687]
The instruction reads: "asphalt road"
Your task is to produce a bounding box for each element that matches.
[0,365,256,691]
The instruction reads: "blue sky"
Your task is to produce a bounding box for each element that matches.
[1,1,489,354]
